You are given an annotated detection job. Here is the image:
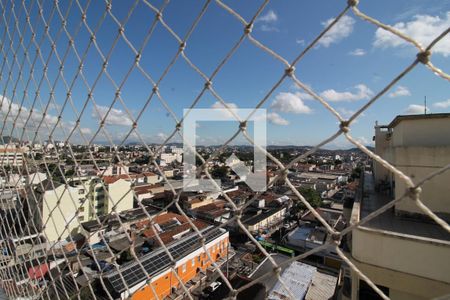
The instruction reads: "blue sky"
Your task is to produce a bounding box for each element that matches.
[1,0,449,148]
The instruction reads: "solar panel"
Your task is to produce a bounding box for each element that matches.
[103,227,226,294]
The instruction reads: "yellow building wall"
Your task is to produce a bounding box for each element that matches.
[131,238,229,300]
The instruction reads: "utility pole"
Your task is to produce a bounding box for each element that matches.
[424,96,427,115]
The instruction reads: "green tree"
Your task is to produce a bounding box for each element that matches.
[47,163,65,182]
[351,166,362,180]
[211,165,228,178]
[65,169,75,177]
[297,187,322,208]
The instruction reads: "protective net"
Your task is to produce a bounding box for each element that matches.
[0,0,449,300]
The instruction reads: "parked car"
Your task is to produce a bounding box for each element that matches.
[205,281,222,293]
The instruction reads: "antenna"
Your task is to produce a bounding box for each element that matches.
[424,96,427,115]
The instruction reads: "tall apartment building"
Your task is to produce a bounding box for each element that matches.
[343,113,450,300]
[32,175,134,242]
[0,145,24,167]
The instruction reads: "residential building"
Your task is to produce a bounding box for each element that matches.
[32,175,134,242]
[0,145,25,167]
[102,226,230,300]
[190,200,231,224]
[343,114,450,300]
[32,180,89,242]
[242,205,287,235]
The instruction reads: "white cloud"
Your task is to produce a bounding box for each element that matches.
[257,10,279,32]
[337,107,356,118]
[295,91,315,101]
[0,95,95,143]
[80,127,93,135]
[404,104,429,114]
[266,112,289,126]
[356,136,374,146]
[320,84,373,102]
[349,48,366,56]
[156,132,168,140]
[388,86,411,98]
[257,10,278,23]
[211,101,238,110]
[0,95,57,127]
[374,12,450,56]
[260,24,279,32]
[210,101,239,118]
[93,105,133,126]
[296,39,305,45]
[270,92,312,114]
[318,15,355,47]
[433,99,450,109]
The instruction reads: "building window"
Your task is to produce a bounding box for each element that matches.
[191,258,195,267]
[182,263,186,273]
[78,189,85,195]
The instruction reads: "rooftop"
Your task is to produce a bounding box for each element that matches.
[242,205,286,226]
[103,227,227,295]
[358,171,450,242]
[387,113,450,128]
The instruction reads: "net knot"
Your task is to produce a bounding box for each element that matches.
[340,121,350,133]
[417,50,431,64]
[179,42,186,51]
[347,0,359,7]
[244,23,253,34]
[331,232,341,244]
[407,186,422,201]
[239,121,247,130]
[285,66,295,77]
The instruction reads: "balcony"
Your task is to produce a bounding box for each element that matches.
[348,171,450,298]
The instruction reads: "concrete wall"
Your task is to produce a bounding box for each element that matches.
[390,146,450,216]
[352,227,450,284]
[391,118,450,148]
[39,185,87,242]
[373,127,391,184]
[106,179,134,214]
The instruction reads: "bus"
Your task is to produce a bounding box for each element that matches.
[258,240,295,257]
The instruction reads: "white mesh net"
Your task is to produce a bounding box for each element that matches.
[0,0,449,300]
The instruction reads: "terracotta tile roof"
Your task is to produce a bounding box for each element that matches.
[133,183,163,195]
[346,180,359,191]
[102,173,144,184]
[142,172,158,177]
[140,212,207,245]
[193,200,227,212]
[152,220,208,245]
